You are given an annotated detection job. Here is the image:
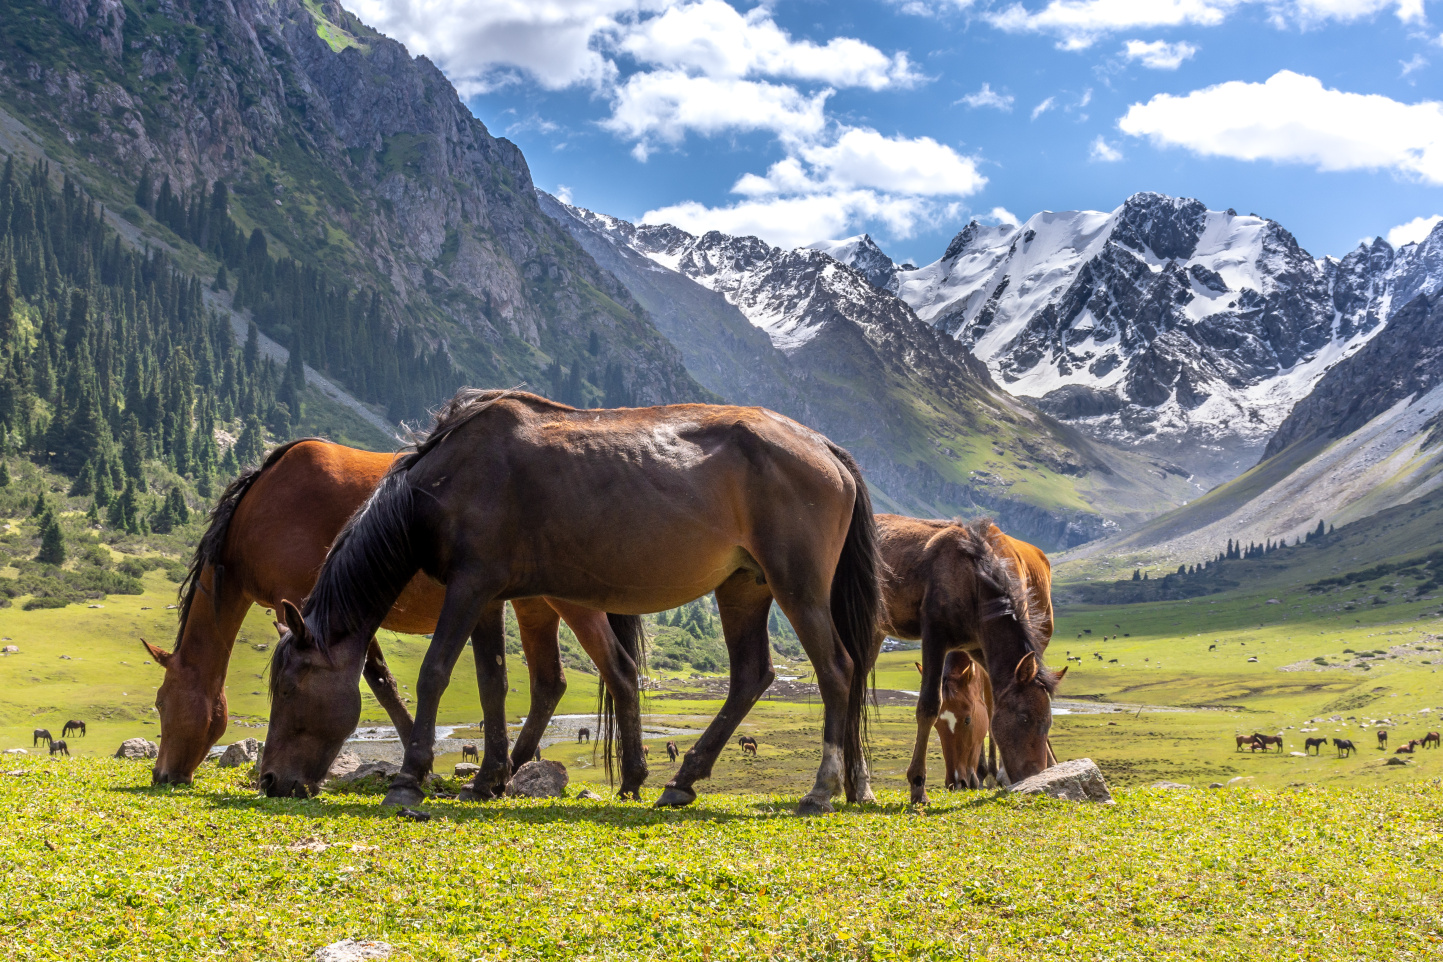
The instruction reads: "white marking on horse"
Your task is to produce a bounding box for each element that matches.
[939,710,958,732]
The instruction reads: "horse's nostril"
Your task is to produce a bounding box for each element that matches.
[151,768,161,785]
[259,772,277,795]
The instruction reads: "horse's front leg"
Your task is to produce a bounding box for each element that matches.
[384,578,494,809]
[461,601,510,800]
[510,599,568,772]
[907,642,945,805]
[362,636,414,746]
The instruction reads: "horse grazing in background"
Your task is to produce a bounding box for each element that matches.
[460,744,479,763]
[62,720,85,738]
[33,729,51,747]
[1304,737,1327,755]
[666,741,680,762]
[1423,731,1440,749]
[737,736,759,756]
[144,436,646,798]
[261,391,879,815]
[1377,729,1388,749]
[48,740,68,756]
[1253,734,1284,753]
[1333,738,1357,758]
[876,515,1061,805]
[577,727,591,744]
[1235,734,1259,751]
[916,653,991,790]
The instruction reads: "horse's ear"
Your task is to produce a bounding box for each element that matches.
[1014,651,1039,686]
[914,662,922,675]
[1055,664,1068,683]
[279,600,310,646]
[960,660,975,682]
[141,638,172,668]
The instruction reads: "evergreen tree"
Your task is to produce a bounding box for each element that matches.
[213,263,228,292]
[1132,569,1141,581]
[588,330,601,356]
[0,462,9,487]
[36,509,65,565]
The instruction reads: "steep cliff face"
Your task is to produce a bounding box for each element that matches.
[0,0,705,407]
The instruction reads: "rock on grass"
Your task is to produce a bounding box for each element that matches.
[313,939,392,961]
[114,738,157,760]
[1009,759,1113,803]
[218,738,262,768]
[505,760,568,798]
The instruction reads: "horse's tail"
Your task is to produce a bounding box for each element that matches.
[824,441,881,801]
[596,613,647,786]
[176,438,325,648]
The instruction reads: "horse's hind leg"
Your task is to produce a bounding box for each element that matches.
[462,601,511,800]
[555,602,647,800]
[510,599,568,773]
[657,573,775,808]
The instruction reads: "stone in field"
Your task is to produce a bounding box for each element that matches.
[333,760,401,784]
[1289,751,1308,757]
[115,738,158,760]
[1208,782,1225,789]
[454,762,480,778]
[326,751,364,780]
[1226,776,1253,787]
[313,939,392,961]
[2,645,18,653]
[576,787,603,800]
[1150,780,1192,790]
[1386,756,1410,766]
[217,738,262,768]
[4,748,26,755]
[1009,759,1113,803]
[505,759,568,798]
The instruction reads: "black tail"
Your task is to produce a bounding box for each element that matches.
[825,442,881,801]
[175,438,324,650]
[595,613,647,786]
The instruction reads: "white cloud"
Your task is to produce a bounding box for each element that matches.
[1387,213,1443,246]
[1090,136,1124,161]
[603,71,831,146]
[641,190,937,249]
[556,184,574,204]
[957,82,1015,110]
[1031,96,1057,119]
[1123,39,1199,69]
[793,128,988,196]
[986,0,1423,49]
[618,0,919,89]
[1401,53,1428,77]
[987,206,1021,226]
[1118,70,1443,184]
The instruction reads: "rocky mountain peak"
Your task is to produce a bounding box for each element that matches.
[807,233,898,291]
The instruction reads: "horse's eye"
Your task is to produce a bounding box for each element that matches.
[963,715,972,726]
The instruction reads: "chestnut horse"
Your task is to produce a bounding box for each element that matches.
[1424,731,1441,749]
[261,391,879,815]
[144,437,646,796]
[876,515,1063,805]
[915,653,991,790]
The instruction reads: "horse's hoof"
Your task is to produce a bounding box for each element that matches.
[382,783,426,808]
[457,784,498,802]
[909,787,929,806]
[856,788,878,806]
[796,794,835,816]
[653,786,696,808]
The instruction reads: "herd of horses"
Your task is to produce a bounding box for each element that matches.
[31,721,84,757]
[1241,729,1440,758]
[135,391,1062,814]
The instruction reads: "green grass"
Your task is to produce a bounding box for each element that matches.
[1,761,1438,961]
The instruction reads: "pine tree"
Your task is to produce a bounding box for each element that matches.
[0,462,9,487]
[36,509,65,566]
[213,263,228,292]
[588,330,601,356]
[135,169,153,212]
[1132,569,1141,581]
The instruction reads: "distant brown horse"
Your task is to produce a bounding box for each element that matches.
[577,727,591,744]
[1235,734,1259,751]
[1423,731,1440,749]
[666,741,680,762]
[460,744,479,763]
[144,437,645,797]
[876,515,1062,805]
[48,739,68,756]
[33,729,51,747]
[62,720,85,738]
[1304,736,1327,754]
[1395,741,1418,754]
[261,391,879,815]
[916,653,990,790]
[1253,733,1284,753]
[738,736,759,756]
[1377,729,1388,749]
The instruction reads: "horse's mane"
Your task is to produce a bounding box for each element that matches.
[175,438,326,651]
[946,517,1061,695]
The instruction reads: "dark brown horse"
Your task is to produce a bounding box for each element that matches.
[666,740,680,762]
[1423,731,1441,749]
[33,729,51,747]
[738,735,759,755]
[1333,738,1356,757]
[48,739,68,756]
[1253,733,1284,753]
[875,516,1062,805]
[916,653,991,790]
[460,744,479,763]
[577,727,591,744]
[1304,736,1327,754]
[62,720,85,738]
[261,391,879,815]
[143,437,644,796]
[1377,729,1388,749]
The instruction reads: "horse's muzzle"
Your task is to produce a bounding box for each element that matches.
[258,771,313,798]
[151,769,193,786]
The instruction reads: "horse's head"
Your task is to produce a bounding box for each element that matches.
[146,639,223,786]
[991,652,1066,783]
[258,601,366,798]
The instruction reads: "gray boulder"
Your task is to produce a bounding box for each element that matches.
[454,762,480,778]
[575,787,602,800]
[1150,780,1192,790]
[1009,758,1113,803]
[336,760,401,784]
[326,751,364,780]
[505,759,568,798]
[115,738,158,760]
[1386,756,1411,766]
[313,939,392,961]
[217,738,262,768]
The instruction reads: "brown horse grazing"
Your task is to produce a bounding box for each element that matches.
[1423,731,1441,749]
[260,391,879,815]
[1304,736,1327,754]
[33,729,51,747]
[1377,729,1388,749]
[1235,734,1261,751]
[666,740,680,762]
[143,437,645,797]
[62,720,86,738]
[916,654,991,790]
[48,739,68,756]
[876,515,1062,805]
[1333,738,1356,757]
[1253,733,1284,753]
[460,744,479,763]
[738,735,759,755]
[577,727,590,744]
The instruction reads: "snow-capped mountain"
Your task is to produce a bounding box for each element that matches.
[805,235,903,292]
[891,193,1443,484]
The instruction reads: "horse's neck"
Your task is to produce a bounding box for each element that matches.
[175,565,252,689]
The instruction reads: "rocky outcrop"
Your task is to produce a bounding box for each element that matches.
[115,738,157,760]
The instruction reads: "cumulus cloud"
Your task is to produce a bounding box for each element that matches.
[641,191,937,249]
[1090,136,1124,161]
[1387,213,1443,246]
[1118,70,1443,184]
[1401,53,1428,77]
[603,71,831,146]
[957,83,1015,110]
[794,129,988,196]
[1123,39,1199,69]
[986,206,1021,226]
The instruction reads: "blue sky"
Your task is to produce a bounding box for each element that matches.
[350,0,1443,264]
